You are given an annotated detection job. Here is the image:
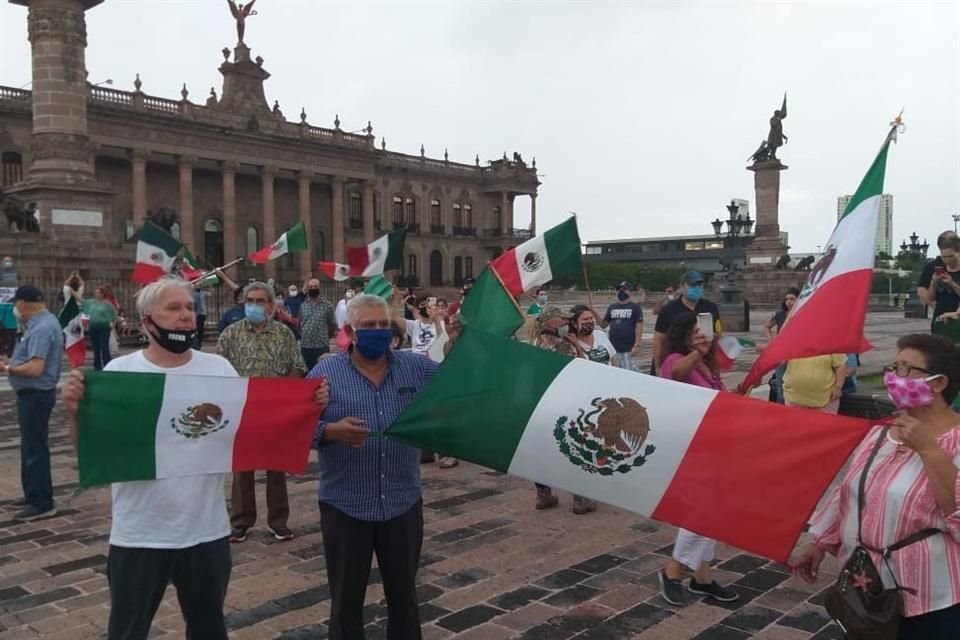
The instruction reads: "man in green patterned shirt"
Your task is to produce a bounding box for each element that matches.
[217,282,306,543]
[299,277,337,371]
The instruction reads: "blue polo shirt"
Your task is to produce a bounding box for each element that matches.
[10,309,63,392]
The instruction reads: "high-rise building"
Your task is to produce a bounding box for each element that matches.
[837,194,893,256]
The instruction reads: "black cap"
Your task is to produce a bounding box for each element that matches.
[617,281,633,290]
[462,277,475,287]
[12,285,43,303]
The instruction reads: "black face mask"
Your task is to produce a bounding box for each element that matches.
[419,307,430,319]
[146,318,196,354]
[308,289,321,298]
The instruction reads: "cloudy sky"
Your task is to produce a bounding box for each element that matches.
[2,1,958,252]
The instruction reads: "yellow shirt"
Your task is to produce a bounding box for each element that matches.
[783,354,846,408]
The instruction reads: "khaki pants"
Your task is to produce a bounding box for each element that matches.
[230,471,289,530]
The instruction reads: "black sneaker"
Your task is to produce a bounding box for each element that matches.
[688,579,740,603]
[14,505,57,522]
[658,570,689,606]
[229,526,250,543]
[269,526,295,542]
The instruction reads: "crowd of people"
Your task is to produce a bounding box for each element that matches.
[0,244,956,639]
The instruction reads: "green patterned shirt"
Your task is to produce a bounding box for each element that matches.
[298,299,337,349]
[216,318,305,377]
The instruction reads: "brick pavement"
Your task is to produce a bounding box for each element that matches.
[0,311,929,639]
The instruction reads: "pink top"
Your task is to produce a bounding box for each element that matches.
[809,424,960,617]
[659,351,725,391]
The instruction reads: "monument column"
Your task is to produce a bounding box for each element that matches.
[530,193,537,235]
[330,176,345,263]
[260,166,277,279]
[177,155,196,249]
[129,149,149,226]
[745,159,789,264]
[220,161,238,266]
[361,180,375,245]
[296,170,313,277]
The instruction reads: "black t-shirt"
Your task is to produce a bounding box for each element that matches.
[603,302,644,353]
[918,257,960,320]
[654,297,721,335]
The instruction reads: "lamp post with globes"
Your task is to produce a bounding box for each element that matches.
[900,231,931,320]
[710,200,753,331]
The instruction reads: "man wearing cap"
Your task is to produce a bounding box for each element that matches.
[601,282,644,371]
[1,286,63,521]
[652,271,721,373]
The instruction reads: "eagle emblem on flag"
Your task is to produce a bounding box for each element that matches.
[150,251,163,264]
[171,403,229,439]
[554,397,655,475]
[336,265,349,278]
[800,244,838,300]
[521,251,545,274]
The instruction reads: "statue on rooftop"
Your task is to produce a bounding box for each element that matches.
[227,0,258,44]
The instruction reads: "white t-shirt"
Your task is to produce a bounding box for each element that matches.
[405,318,443,355]
[104,349,238,549]
[578,330,615,365]
[335,298,349,329]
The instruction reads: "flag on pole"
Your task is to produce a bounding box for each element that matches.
[714,336,755,371]
[132,222,182,284]
[76,372,324,487]
[489,217,582,296]
[458,267,525,338]
[317,228,406,281]
[248,222,308,265]
[740,126,898,390]
[387,328,871,561]
[363,275,394,300]
[180,249,219,287]
[59,296,86,369]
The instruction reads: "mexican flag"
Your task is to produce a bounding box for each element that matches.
[59,296,86,369]
[132,222,181,284]
[740,125,897,389]
[318,228,406,281]
[248,222,308,265]
[363,275,394,300]
[180,248,219,287]
[490,217,582,296]
[458,266,525,338]
[715,336,755,371]
[76,372,324,487]
[387,329,871,561]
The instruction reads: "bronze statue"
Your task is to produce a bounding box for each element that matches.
[227,0,257,44]
[747,93,788,163]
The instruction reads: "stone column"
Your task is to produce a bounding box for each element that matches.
[177,155,195,249]
[20,0,102,184]
[220,160,238,265]
[500,191,510,236]
[530,193,537,235]
[129,149,149,226]
[746,159,789,262]
[330,176,345,263]
[260,166,277,279]
[361,180,375,245]
[297,170,313,277]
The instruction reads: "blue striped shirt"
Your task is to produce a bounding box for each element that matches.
[308,350,438,521]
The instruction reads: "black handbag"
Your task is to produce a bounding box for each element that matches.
[824,427,942,639]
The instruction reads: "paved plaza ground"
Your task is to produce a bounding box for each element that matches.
[0,311,930,639]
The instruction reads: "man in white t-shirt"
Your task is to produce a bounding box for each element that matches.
[403,294,444,356]
[335,288,354,329]
[61,277,328,640]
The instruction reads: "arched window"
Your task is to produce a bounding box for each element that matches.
[204,219,224,267]
[429,250,443,286]
[392,195,404,226]
[246,226,259,255]
[452,203,462,229]
[405,197,416,226]
[493,206,502,233]
[348,191,362,229]
[170,221,181,241]
[454,256,463,285]
[1,151,23,187]
[463,204,473,229]
[407,254,418,277]
[316,230,326,262]
[464,256,474,279]
[430,199,441,231]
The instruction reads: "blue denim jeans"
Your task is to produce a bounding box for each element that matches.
[90,325,112,371]
[17,388,56,511]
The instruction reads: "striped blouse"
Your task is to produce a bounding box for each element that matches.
[809,425,960,617]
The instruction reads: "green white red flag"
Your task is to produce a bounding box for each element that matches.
[740,125,898,389]
[180,249,219,287]
[248,222,308,265]
[387,328,871,561]
[715,336,755,371]
[317,227,406,281]
[457,266,525,338]
[59,296,86,369]
[76,372,324,487]
[490,217,582,296]
[132,222,182,284]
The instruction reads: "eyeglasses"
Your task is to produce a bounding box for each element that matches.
[884,363,934,378]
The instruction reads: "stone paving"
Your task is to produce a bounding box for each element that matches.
[0,311,930,639]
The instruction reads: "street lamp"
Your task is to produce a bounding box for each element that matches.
[711,218,724,237]
[953,213,960,233]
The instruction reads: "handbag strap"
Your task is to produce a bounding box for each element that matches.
[856,427,889,543]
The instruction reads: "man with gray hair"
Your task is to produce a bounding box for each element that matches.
[217,281,305,543]
[308,292,447,639]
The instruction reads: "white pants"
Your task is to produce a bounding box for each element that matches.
[672,529,716,570]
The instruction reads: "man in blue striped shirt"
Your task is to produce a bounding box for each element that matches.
[308,293,438,640]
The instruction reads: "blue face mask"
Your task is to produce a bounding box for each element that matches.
[245,303,267,324]
[354,328,392,360]
[685,285,704,302]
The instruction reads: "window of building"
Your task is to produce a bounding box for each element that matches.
[684,241,704,251]
[125,217,135,241]
[453,256,463,285]
[705,240,725,250]
[493,206,502,230]
[463,204,473,228]
[452,203,462,227]
[204,219,224,267]
[392,195,404,226]
[348,191,362,228]
[246,226,259,255]
[430,200,441,227]
[407,254,418,277]
[584,245,602,255]
[464,256,473,279]
[642,243,659,253]
[1,152,23,187]
[405,197,416,225]
[373,194,382,230]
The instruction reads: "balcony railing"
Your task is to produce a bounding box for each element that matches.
[430,224,445,235]
[453,227,477,237]
[510,228,533,241]
[349,218,363,230]
[484,228,503,238]
[394,222,419,234]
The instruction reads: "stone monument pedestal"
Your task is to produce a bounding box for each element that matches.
[743,158,796,304]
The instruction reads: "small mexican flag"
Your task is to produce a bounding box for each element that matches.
[387,329,871,561]
[59,296,86,369]
[715,336,755,371]
[180,248,219,287]
[248,222,308,265]
[363,275,394,300]
[133,222,182,284]
[77,372,324,487]
[318,227,406,281]
[490,217,582,296]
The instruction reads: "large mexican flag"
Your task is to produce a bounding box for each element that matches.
[77,372,324,487]
[490,217,582,296]
[741,126,898,389]
[132,222,181,284]
[248,222,308,264]
[387,329,871,561]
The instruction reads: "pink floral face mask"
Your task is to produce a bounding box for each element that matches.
[883,370,941,410]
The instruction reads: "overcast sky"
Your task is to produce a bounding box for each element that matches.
[2,1,958,252]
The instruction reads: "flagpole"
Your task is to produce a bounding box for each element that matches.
[486,263,525,316]
[580,254,595,311]
[188,257,245,285]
